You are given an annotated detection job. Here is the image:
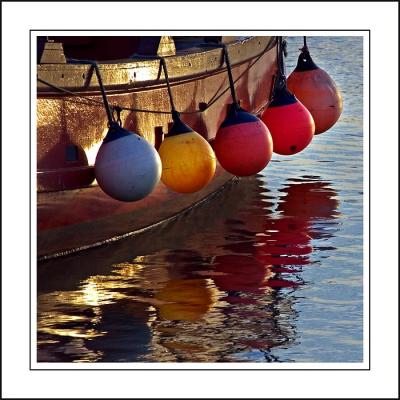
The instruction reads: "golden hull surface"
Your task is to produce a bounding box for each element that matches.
[37,36,278,259]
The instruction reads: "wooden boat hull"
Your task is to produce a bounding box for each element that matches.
[37,36,278,259]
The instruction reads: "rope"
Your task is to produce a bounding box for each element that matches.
[37,77,105,107]
[222,44,239,107]
[37,40,274,117]
[272,36,288,93]
[67,59,114,124]
[277,37,285,78]
[300,36,309,53]
[159,58,177,114]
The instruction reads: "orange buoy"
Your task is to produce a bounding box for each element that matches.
[261,82,315,155]
[158,112,216,193]
[287,40,343,134]
[214,104,273,176]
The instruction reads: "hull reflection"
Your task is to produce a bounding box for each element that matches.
[37,175,339,362]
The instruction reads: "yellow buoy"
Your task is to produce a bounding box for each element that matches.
[158,113,216,193]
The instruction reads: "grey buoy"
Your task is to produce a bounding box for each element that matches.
[95,122,161,202]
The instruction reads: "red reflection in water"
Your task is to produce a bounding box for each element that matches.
[213,255,274,294]
[213,179,339,296]
[213,179,339,354]
[278,181,339,219]
[37,177,341,362]
[256,217,313,267]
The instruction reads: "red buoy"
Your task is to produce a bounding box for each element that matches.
[261,83,315,155]
[214,104,273,176]
[287,42,343,134]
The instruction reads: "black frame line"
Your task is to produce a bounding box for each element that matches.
[11,0,398,1]
[33,28,367,31]
[29,29,371,372]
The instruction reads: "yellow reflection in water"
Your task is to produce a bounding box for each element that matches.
[76,258,148,307]
[38,304,105,340]
[155,278,219,322]
[40,325,102,339]
[38,257,150,344]
[69,277,128,308]
[113,259,145,278]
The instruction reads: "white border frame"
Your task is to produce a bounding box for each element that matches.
[2,2,398,398]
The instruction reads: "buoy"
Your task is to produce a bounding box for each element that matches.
[213,104,273,176]
[95,122,161,202]
[158,112,216,193]
[287,39,343,134]
[261,82,315,155]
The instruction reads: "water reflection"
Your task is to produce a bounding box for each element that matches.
[37,175,340,362]
[83,300,152,362]
[155,278,217,321]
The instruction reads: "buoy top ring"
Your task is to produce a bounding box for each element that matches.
[268,85,298,108]
[168,110,193,136]
[294,48,319,72]
[220,103,260,128]
[103,122,135,144]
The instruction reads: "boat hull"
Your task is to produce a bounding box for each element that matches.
[37,36,278,259]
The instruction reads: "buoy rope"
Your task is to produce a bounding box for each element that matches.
[159,58,181,123]
[67,59,115,125]
[37,77,106,107]
[271,36,288,95]
[277,37,286,79]
[303,36,307,49]
[37,40,274,117]
[222,44,239,107]
[159,58,176,113]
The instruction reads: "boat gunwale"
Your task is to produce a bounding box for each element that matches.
[37,36,276,95]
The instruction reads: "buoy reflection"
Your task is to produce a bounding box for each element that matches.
[155,279,218,321]
[37,175,340,362]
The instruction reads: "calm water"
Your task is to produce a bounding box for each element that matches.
[37,36,364,363]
